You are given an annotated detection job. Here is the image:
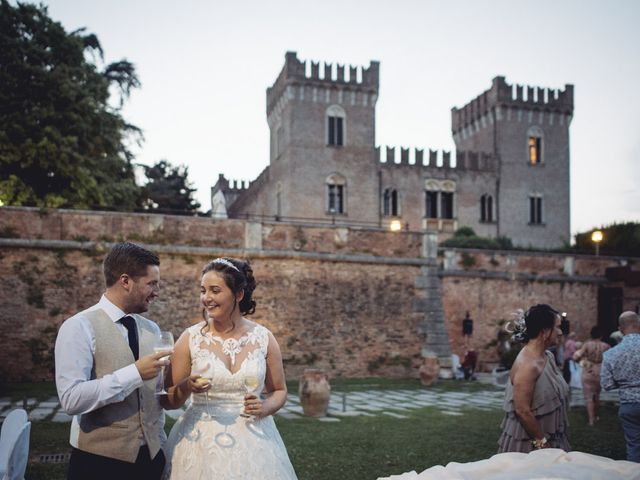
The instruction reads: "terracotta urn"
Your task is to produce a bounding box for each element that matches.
[419,356,440,386]
[299,369,330,417]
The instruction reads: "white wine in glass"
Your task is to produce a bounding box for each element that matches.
[244,375,259,392]
[241,373,260,418]
[194,377,212,388]
[154,331,174,395]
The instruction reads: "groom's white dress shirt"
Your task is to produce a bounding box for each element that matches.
[55,295,145,415]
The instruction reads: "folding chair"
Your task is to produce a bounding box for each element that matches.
[0,409,28,478]
[2,422,31,480]
[0,408,31,480]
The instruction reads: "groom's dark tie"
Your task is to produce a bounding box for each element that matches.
[119,315,139,360]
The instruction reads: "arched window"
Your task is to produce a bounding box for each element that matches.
[326,173,346,214]
[382,188,399,216]
[480,194,494,222]
[527,126,544,165]
[440,181,455,219]
[326,105,346,146]
[425,180,440,219]
[424,179,456,219]
[529,193,543,224]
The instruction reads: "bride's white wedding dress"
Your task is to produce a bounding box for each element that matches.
[163,322,298,479]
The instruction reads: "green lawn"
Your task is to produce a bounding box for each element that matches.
[278,405,627,479]
[3,379,627,480]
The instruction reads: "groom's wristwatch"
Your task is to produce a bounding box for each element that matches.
[531,437,548,450]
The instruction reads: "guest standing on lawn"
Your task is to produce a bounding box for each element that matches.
[601,311,640,462]
[55,243,170,480]
[573,326,610,426]
[498,304,571,453]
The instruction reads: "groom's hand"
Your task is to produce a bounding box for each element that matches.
[136,350,171,380]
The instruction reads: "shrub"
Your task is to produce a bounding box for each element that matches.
[441,227,514,251]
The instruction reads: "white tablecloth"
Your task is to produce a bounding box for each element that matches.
[377,449,639,480]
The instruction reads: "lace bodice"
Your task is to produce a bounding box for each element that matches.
[188,322,269,408]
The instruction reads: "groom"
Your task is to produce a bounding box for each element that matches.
[55,242,169,480]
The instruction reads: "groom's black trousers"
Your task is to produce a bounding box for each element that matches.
[67,446,165,480]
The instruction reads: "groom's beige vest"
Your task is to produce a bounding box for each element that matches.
[75,309,162,463]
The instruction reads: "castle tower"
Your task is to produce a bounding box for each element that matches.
[242,51,380,221]
[451,76,574,248]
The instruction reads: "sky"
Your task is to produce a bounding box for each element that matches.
[40,0,639,236]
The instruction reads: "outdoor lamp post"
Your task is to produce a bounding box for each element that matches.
[591,230,603,256]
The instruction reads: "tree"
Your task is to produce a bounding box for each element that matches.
[574,222,640,257]
[0,1,143,209]
[141,160,201,214]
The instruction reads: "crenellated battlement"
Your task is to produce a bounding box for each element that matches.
[267,51,379,115]
[375,147,496,171]
[212,169,272,213]
[213,173,251,193]
[451,76,574,133]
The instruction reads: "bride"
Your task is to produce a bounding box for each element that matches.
[160,258,297,479]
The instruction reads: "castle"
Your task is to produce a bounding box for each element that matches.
[212,51,574,249]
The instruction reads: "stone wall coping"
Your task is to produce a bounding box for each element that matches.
[260,219,416,234]
[0,205,227,222]
[1,205,422,235]
[441,269,607,284]
[440,246,638,262]
[0,238,434,267]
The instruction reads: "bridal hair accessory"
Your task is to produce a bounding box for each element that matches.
[213,258,240,272]
[505,308,528,342]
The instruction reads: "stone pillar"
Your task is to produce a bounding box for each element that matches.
[563,256,575,276]
[244,222,262,250]
[415,233,453,379]
[422,231,438,259]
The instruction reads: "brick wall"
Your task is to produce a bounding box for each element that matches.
[0,207,636,381]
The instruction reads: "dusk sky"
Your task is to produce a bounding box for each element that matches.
[42,0,639,237]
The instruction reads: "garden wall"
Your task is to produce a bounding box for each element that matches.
[0,207,636,381]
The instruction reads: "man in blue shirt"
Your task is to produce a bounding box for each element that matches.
[601,311,640,462]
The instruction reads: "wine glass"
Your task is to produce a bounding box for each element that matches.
[241,366,260,418]
[154,331,174,395]
[192,361,214,420]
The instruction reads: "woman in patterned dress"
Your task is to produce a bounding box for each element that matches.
[573,326,610,426]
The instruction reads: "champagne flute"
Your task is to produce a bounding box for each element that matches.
[154,331,174,395]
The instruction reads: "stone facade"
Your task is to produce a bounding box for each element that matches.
[213,52,573,249]
[1,207,637,382]
[452,77,573,248]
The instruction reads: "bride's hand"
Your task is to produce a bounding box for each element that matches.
[187,374,211,393]
[243,393,263,417]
